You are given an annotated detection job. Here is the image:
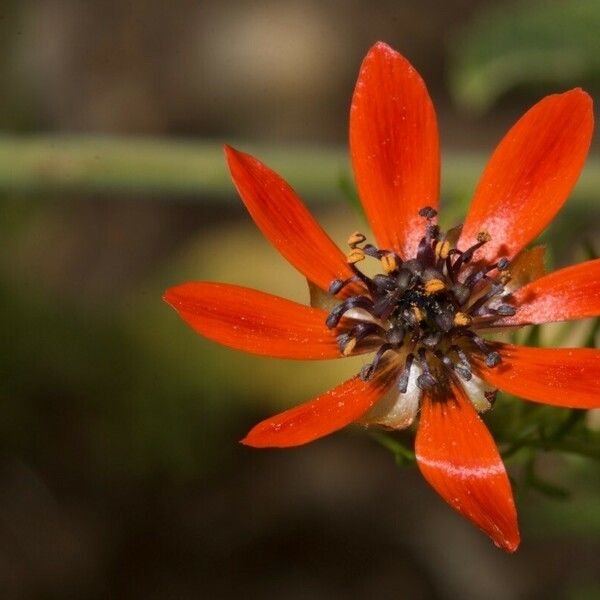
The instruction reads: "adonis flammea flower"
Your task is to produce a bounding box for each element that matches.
[165,42,599,552]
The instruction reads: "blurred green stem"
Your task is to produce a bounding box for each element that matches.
[0,135,598,206]
[369,431,416,465]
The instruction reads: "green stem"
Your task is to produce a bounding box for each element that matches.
[0,135,598,206]
[369,431,416,465]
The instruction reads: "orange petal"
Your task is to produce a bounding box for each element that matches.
[225,146,354,292]
[164,282,342,359]
[242,372,394,448]
[460,89,594,262]
[499,258,600,326]
[476,343,600,409]
[350,42,440,258]
[416,384,519,552]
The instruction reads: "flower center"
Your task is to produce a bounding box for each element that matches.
[326,207,517,393]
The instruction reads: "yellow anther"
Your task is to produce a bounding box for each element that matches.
[347,231,366,248]
[477,231,492,243]
[412,306,425,322]
[453,312,472,327]
[435,240,451,260]
[424,278,446,294]
[380,253,397,273]
[342,337,357,356]
[346,248,365,264]
[499,269,512,285]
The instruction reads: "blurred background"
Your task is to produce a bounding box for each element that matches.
[0,0,599,598]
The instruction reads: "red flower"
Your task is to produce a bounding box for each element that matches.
[164,42,599,552]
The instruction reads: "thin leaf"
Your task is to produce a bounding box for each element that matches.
[450,0,600,112]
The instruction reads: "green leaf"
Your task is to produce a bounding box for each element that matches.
[449,0,600,112]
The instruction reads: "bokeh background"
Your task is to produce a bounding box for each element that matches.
[0,0,599,598]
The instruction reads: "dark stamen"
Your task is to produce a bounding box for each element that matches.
[467,283,505,315]
[467,334,502,367]
[422,330,442,347]
[494,304,517,316]
[455,364,473,381]
[362,244,381,259]
[435,310,454,333]
[416,235,435,266]
[450,345,472,377]
[485,390,498,405]
[328,279,345,295]
[337,322,385,354]
[396,269,414,290]
[416,349,437,390]
[325,296,374,328]
[328,274,367,295]
[373,290,402,321]
[485,351,501,368]
[372,274,397,293]
[386,325,405,346]
[451,233,490,273]
[450,282,470,305]
[418,206,438,219]
[464,257,510,289]
[397,353,414,393]
[360,344,393,381]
